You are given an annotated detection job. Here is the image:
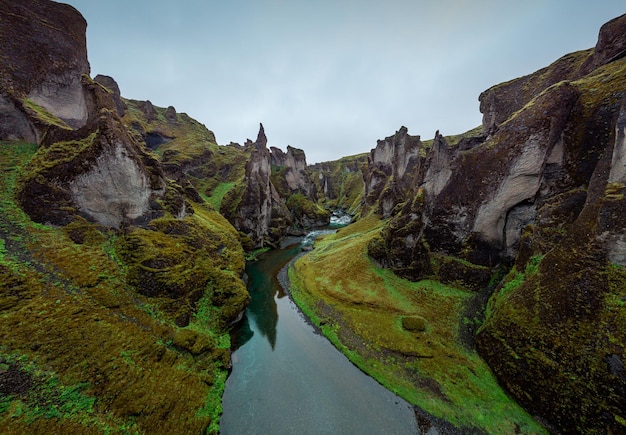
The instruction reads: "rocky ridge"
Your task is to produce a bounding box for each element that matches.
[363,13,626,433]
[0,2,249,433]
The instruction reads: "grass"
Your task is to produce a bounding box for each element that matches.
[0,140,247,434]
[205,181,235,210]
[288,215,546,434]
[22,99,72,130]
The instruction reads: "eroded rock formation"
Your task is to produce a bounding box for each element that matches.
[0,1,250,433]
[363,126,423,217]
[221,124,290,247]
[0,0,90,139]
[270,145,311,195]
[365,13,626,433]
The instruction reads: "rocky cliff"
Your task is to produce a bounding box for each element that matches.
[270,145,311,196]
[0,0,178,229]
[2,0,624,433]
[220,124,290,248]
[269,144,330,231]
[0,2,249,433]
[309,153,368,213]
[0,0,90,141]
[364,13,626,433]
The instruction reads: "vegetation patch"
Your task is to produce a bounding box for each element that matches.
[0,141,247,434]
[288,215,545,434]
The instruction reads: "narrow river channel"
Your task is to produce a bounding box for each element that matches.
[220,233,421,434]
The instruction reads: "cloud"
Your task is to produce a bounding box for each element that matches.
[66,0,625,163]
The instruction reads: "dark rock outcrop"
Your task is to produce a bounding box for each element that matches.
[222,124,290,247]
[366,13,626,433]
[94,74,126,117]
[164,105,177,123]
[0,0,180,229]
[363,126,423,217]
[0,0,90,138]
[0,1,251,434]
[270,145,311,195]
[270,145,330,229]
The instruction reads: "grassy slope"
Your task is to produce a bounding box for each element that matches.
[0,141,241,434]
[122,100,249,207]
[310,153,368,214]
[289,214,545,434]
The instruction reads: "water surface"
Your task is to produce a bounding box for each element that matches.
[220,239,420,434]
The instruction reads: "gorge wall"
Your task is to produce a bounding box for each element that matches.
[363,13,626,433]
[1,0,625,433]
[0,2,249,433]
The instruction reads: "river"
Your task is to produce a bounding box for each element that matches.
[220,232,421,434]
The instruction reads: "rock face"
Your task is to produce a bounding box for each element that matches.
[94,74,126,117]
[363,126,422,217]
[0,1,250,434]
[222,124,290,247]
[0,0,179,229]
[269,145,330,230]
[221,126,331,247]
[15,76,171,229]
[309,154,367,212]
[270,145,311,195]
[366,13,626,433]
[0,0,90,138]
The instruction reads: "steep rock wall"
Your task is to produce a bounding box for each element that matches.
[270,145,311,195]
[367,13,626,433]
[363,126,423,217]
[309,154,367,212]
[223,124,291,248]
[0,0,90,138]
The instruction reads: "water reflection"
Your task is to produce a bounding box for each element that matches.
[232,242,301,351]
[229,313,253,350]
[221,237,420,435]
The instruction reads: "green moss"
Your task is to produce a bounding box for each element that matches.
[21,99,72,130]
[286,192,329,225]
[206,181,235,211]
[288,216,544,433]
[605,182,625,200]
[484,255,543,320]
[0,140,247,433]
[309,153,367,212]
[219,181,245,221]
[401,315,427,332]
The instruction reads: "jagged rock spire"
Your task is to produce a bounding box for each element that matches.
[256,123,267,149]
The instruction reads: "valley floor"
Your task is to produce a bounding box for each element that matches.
[288,215,546,434]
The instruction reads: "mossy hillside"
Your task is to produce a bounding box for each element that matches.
[475,54,626,434]
[288,214,544,434]
[477,252,626,433]
[0,141,246,433]
[115,208,249,329]
[309,153,368,213]
[121,99,250,206]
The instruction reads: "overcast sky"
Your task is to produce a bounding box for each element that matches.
[62,0,624,164]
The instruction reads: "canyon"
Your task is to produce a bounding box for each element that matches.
[0,0,625,434]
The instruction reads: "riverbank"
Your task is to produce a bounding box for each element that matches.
[287,215,547,434]
[220,239,421,434]
[278,247,470,435]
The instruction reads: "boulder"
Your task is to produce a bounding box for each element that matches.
[94,74,126,117]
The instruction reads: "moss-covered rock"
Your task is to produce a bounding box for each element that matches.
[401,315,427,332]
